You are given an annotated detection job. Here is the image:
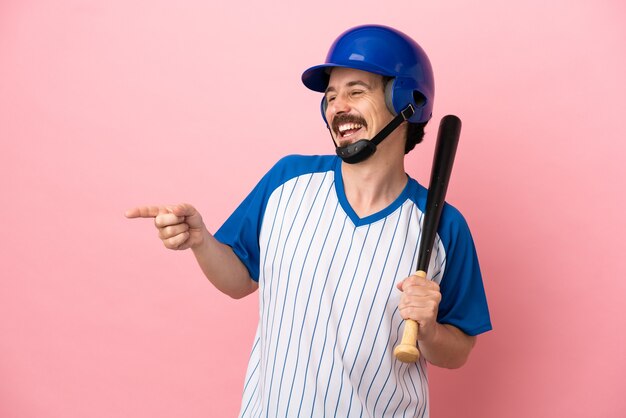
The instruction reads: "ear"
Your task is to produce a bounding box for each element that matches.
[320,97,329,126]
[412,90,427,107]
[384,78,397,117]
[387,77,430,123]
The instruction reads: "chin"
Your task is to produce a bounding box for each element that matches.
[337,136,364,148]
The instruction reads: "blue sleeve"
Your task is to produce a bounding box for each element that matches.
[436,206,492,336]
[213,163,277,282]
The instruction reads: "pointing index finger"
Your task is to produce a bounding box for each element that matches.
[124,206,166,219]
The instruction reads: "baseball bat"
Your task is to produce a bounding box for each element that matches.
[393,114,462,363]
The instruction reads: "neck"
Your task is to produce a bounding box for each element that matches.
[341,138,408,218]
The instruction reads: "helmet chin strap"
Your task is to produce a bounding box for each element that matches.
[331,104,415,164]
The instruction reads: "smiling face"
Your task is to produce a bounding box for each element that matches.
[324,67,396,148]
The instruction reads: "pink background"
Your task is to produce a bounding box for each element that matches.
[2,1,625,417]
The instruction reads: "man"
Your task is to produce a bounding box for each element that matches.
[126,24,491,417]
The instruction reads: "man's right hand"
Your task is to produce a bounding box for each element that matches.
[125,203,206,251]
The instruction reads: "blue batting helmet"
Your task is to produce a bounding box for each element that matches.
[302,24,435,124]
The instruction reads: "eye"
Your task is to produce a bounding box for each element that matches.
[350,90,364,97]
[326,94,336,103]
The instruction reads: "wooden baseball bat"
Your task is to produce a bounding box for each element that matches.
[393,114,462,363]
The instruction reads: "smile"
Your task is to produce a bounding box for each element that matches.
[337,123,364,138]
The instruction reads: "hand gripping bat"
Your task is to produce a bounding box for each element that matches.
[393,115,462,363]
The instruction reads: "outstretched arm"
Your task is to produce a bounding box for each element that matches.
[125,203,258,299]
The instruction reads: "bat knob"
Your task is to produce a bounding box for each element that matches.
[393,344,420,363]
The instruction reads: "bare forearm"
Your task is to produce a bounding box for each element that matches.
[418,324,476,369]
[192,229,257,299]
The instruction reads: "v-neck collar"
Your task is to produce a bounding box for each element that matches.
[333,157,417,227]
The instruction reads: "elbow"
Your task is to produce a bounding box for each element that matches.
[220,279,258,300]
[429,352,471,369]
[438,353,471,369]
[444,335,477,369]
[226,289,253,300]
[424,332,477,369]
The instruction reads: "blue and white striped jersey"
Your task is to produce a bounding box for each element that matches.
[215,155,491,418]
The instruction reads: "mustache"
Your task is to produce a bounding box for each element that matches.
[331,114,368,135]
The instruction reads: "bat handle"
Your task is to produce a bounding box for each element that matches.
[393,270,427,363]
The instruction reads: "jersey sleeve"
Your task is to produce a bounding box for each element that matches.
[436,206,492,336]
[213,162,278,281]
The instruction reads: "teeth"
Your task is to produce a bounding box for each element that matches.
[338,123,363,134]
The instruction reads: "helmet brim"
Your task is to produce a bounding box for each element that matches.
[302,62,393,92]
[301,64,334,92]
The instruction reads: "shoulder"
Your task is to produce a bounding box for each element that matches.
[405,177,473,245]
[440,202,470,231]
[245,154,339,201]
[262,154,338,184]
[436,202,475,254]
[270,154,338,174]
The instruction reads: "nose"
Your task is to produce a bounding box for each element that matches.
[326,94,350,126]
[328,93,351,115]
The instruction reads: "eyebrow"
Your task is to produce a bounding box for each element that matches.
[325,80,373,95]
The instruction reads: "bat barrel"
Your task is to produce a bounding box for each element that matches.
[416,115,461,272]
